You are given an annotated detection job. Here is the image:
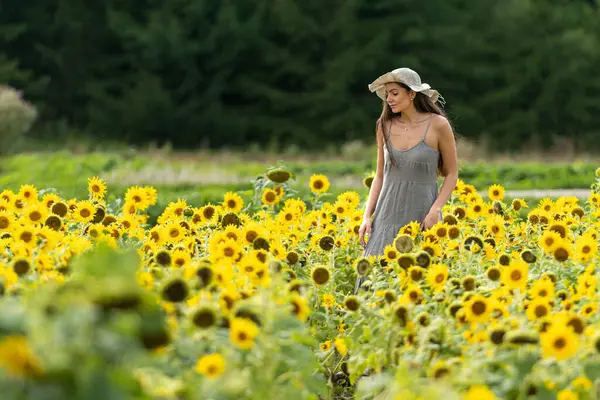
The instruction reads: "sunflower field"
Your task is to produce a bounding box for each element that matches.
[1,165,600,400]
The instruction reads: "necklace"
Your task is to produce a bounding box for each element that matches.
[397,116,429,131]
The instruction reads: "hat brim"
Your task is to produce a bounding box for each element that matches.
[368,72,439,103]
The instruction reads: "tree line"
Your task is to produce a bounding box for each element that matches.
[1,0,599,151]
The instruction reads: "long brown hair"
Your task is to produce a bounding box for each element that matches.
[376,83,455,176]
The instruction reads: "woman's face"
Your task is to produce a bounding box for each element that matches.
[385,83,413,113]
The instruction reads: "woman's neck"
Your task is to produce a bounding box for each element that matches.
[399,107,427,123]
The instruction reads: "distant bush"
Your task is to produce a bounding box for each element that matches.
[0,85,38,154]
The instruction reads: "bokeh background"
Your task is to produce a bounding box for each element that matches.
[1,0,600,220]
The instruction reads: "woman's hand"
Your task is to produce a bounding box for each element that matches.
[359,219,372,248]
[421,210,441,230]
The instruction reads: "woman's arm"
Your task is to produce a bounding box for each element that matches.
[363,121,385,221]
[424,116,458,225]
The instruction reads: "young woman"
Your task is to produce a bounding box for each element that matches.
[356,67,458,292]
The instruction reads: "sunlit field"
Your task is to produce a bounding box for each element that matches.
[0,162,600,399]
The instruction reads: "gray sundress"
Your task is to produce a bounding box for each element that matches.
[355,115,440,292]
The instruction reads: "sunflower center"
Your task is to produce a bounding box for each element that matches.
[20,232,33,243]
[207,365,218,375]
[435,274,445,283]
[554,248,569,261]
[510,270,522,281]
[169,228,179,238]
[534,305,548,318]
[237,332,248,341]
[224,247,235,257]
[471,300,486,315]
[582,246,591,254]
[554,337,566,349]
[265,192,276,202]
[246,231,258,243]
[227,200,237,209]
[29,211,42,222]
[313,180,324,189]
[0,217,9,229]
[203,207,215,219]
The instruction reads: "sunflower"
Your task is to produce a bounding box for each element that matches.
[363,172,375,188]
[73,200,96,223]
[172,249,191,268]
[408,266,424,282]
[311,266,331,286]
[13,225,36,247]
[261,188,279,206]
[487,184,505,201]
[216,239,241,260]
[0,210,15,232]
[541,325,579,360]
[463,294,492,324]
[191,305,218,329]
[526,298,551,321]
[0,335,43,378]
[397,254,415,270]
[160,277,189,303]
[426,263,448,293]
[18,184,38,203]
[11,257,31,276]
[125,186,150,211]
[511,198,528,212]
[401,284,423,304]
[320,340,332,352]
[88,176,107,200]
[334,337,348,356]
[421,239,442,257]
[343,295,360,312]
[462,276,476,291]
[309,174,330,194]
[354,257,372,276]
[229,317,259,349]
[501,259,528,292]
[195,353,225,379]
[467,200,485,219]
[580,303,597,317]
[485,214,505,237]
[575,234,597,262]
[393,234,414,253]
[529,278,554,299]
[222,192,244,213]
[538,230,561,253]
[553,240,571,262]
[23,203,48,225]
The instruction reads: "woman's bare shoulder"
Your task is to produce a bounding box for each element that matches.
[431,113,450,127]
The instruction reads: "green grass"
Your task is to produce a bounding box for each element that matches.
[0,150,596,225]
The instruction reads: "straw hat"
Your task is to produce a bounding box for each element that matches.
[368,67,445,106]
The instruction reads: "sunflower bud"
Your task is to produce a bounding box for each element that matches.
[354,257,372,276]
[504,329,539,345]
[160,277,189,303]
[266,167,293,183]
[394,234,413,253]
[311,266,330,286]
[343,295,360,312]
[190,305,218,329]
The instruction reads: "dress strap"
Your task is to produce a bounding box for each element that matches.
[423,114,434,141]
